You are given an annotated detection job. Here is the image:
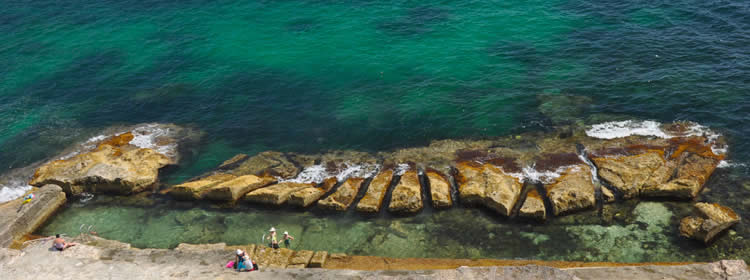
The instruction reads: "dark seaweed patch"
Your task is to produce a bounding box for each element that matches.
[534,153,582,171]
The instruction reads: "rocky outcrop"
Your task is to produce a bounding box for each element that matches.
[167,173,237,200]
[518,189,546,221]
[646,152,720,199]
[455,162,523,216]
[318,177,365,211]
[388,170,423,213]
[356,170,393,213]
[545,165,597,216]
[288,178,337,207]
[30,133,171,195]
[593,151,665,199]
[0,185,66,248]
[201,175,277,202]
[243,182,314,205]
[310,251,328,268]
[288,250,315,268]
[425,169,452,208]
[680,203,740,244]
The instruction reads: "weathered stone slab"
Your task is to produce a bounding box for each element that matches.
[518,189,546,221]
[30,133,171,195]
[356,170,393,213]
[175,243,226,251]
[455,162,522,216]
[455,162,485,205]
[680,203,740,244]
[309,251,328,268]
[482,164,523,216]
[388,170,423,213]
[288,178,337,207]
[318,177,365,211]
[167,173,237,200]
[643,147,721,199]
[592,152,664,199]
[544,165,596,216]
[202,175,276,202]
[0,184,66,248]
[425,169,452,208]
[288,250,314,268]
[254,247,294,269]
[243,182,314,205]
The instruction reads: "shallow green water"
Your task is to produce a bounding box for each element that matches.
[4,0,750,262]
[38,191,745,262]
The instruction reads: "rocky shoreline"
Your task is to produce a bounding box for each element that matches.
[0,121,745,273]
[1,234,747,279]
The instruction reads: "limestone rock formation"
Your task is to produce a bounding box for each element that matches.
[679,202,740,244]
[425,169,452,209]
[243,182,314,205]
[288,178,337,207]
[309,251,328,268]
[518,189,546,221]
[593,152,665,199]
[455,162,522,216]
[30,133,171,195]
[356,170,393,213]
[0,184,66,248]
[318,177,365,211]
[388,170,423,213]
[167,173,237,200]
[545,165,596,216]
[288,250,314,268]
[202,175,277,202]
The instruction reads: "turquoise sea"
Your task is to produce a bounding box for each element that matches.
[1,0,749,262]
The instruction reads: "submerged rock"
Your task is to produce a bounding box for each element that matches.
[318,177,365,211]
[545,165,596,216]
[243,182,314,205]
[222,151,301,179]
[425,169,452,209]
[518,189,546,221]
[356,170,394,213]
[388,170,423,213]
[680,203,740,244]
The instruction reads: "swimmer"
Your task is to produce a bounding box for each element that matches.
[282,231,294,248]
[266,227,279,249]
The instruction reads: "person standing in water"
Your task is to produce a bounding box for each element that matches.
[282,231,294,248]
[266,227,279,249]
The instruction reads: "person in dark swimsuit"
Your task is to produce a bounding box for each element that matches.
[53,234,77,251]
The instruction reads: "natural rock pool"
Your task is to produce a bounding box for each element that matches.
[38,172,749,263]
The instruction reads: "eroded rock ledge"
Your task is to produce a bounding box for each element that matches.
[1,235,747,280]
[162,122,728,224]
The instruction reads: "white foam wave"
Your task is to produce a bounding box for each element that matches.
[284,163,381,184]
[0,184,32,203]
[586,120,726,155]
[59,124,177,160]
[585,120,670,139]
[129,124,176,157]
[509,165,580,184]
[336,163,379,181]
[717,160,746,169]
[395,163,410,176]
